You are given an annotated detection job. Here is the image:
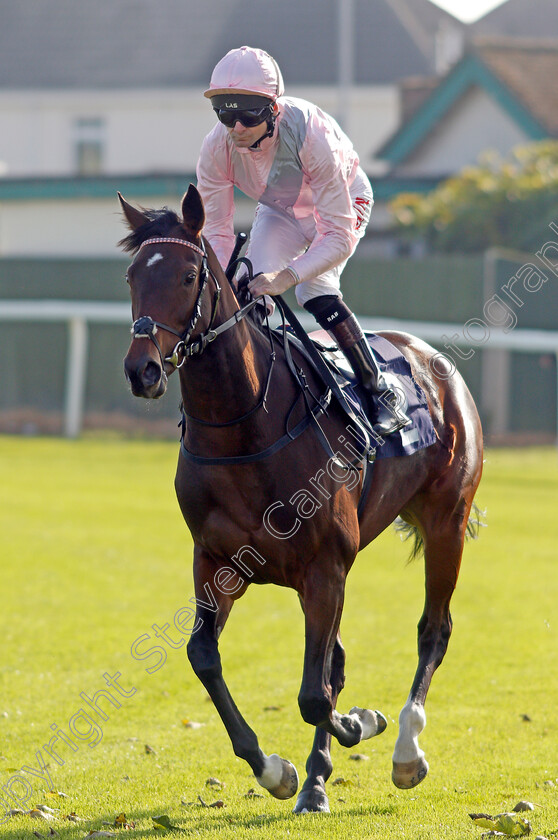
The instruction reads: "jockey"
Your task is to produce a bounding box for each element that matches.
[196,46,409,435]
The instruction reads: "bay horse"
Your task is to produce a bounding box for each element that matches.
[118,185,483,814]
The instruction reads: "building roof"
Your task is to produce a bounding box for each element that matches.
[474,38,558,136]
[472,0,558,39]
[378,38,558,165]
[0,0,464,90]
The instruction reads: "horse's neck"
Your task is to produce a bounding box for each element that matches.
[178,282,273,427]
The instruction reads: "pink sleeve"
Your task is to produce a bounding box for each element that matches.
[290,116,359,283]
[196,129,236,270]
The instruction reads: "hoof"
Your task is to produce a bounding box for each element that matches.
[256,754,299,800]
[293,788,330,814]
[349,707,387,740]
[392,756,429,789]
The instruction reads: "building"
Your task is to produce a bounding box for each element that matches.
[0,0,465,256]
[378,37,558,181]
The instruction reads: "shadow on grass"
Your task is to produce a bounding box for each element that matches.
[0,801,398,839]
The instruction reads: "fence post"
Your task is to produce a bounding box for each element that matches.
[64,316,88,438]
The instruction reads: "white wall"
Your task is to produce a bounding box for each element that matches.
[0,89,213,177]
[0,85,399,178]
[396,84,530,177]
[0,193,258,257]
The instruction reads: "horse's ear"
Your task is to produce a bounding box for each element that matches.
[181,184,205,237]
[118,192,149,231]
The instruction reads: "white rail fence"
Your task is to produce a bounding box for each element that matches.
[1,299,557,440]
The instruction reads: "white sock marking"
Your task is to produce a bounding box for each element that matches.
[256,753,283,790]
[393,698,426,763]
[348,707,382,739]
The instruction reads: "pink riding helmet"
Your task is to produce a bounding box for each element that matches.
[204,46,285,100]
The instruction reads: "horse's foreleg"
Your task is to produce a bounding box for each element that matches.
[186,549,298,800]
[297,562,387,755]
[392,510,467,789]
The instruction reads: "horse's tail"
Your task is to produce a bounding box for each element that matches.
[394,503,486,563]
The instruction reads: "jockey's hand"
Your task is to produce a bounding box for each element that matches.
[247,269,296,298]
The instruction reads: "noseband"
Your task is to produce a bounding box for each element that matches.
[130,236,260,370]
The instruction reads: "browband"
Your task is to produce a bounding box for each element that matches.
[138,237,205,257]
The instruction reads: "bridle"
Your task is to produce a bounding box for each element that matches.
[130,236,260,370]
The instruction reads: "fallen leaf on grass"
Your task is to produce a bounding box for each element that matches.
[46,791,69,799]
[29,809,55,821]
[196,796,225,808]
[205,777,225,790]
[243,789,264,800]
[145,744,156,754]
[152,815,183,831]
[513,802,537,813]
[520,714,532,722]
[181,719,204,729]
[263,706,282,712]
[470,812,531,836]
[86,832,118,838]
[65,813,85,823]
[349,754,369,761]
[332,778,354,786]
[113,813,135,829]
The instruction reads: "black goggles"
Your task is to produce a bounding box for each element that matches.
[214,105,272,128]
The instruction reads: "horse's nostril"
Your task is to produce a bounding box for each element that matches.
[142,360,162,387]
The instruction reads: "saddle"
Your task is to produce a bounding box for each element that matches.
[274,319,437,462]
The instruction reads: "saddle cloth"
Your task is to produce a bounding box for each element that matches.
[299,329,438,460]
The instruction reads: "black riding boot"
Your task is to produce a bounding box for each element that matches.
[304,295,410,436]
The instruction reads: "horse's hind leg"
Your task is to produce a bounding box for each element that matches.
[186,548,298,800]
[392,503,470,789]
[293,634,345,814]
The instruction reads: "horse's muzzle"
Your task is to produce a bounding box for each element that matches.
[124,352,168,399]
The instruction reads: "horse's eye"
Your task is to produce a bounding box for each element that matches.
[125,274,130,285]
[184,272,197,284]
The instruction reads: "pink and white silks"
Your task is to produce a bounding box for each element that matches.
[196,96,373,306]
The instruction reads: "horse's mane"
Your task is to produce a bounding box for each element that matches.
[118,205,267,328]
[118,207,183,254]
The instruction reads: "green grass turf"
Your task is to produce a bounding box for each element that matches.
[0,437,557,840]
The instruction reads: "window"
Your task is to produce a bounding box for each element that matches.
[74,117,105,175]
